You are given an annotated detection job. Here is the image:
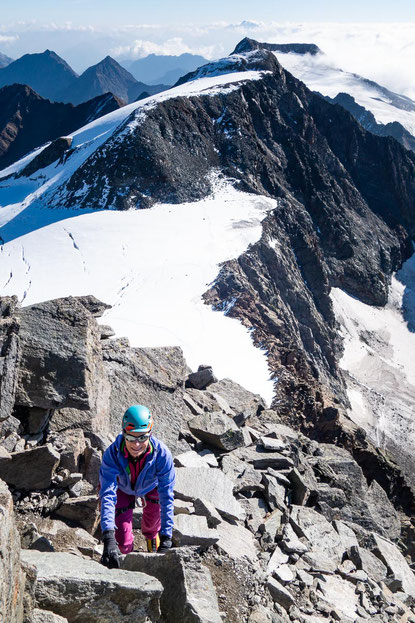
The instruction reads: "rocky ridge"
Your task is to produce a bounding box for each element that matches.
[1,294,415,622]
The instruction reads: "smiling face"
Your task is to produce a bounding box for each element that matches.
[124,432,150,458]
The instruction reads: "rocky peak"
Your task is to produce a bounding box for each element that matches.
[233,37,322,56]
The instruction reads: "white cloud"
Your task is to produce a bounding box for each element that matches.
[110,37,216,60]
[0,34,18,43]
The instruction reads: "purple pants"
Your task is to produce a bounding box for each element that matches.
[115,487,161,554]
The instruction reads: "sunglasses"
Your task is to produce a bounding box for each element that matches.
[124,432,151,443]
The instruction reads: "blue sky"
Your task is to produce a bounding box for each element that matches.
[1,0,415,25]
[1,1,415,98]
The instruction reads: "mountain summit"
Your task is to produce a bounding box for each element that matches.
[0,50,78,101]
[56,56,165,105]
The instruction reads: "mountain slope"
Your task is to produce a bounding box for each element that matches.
[56,56,166,105]
[124,53,209,85]
[0,84,124,170]
[1,45,415,490]
[0,52,13,68]
[0,50,78,101]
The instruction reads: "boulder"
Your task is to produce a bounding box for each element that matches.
[266,577,294,610]
[32,609,69,623]
[26,407,52,435]
[21,550,162,623]
[365,479,401,541]
[316,574,360,620]
[174,499,194,515]
[208,378,265,419]
[259,509,283,541]
[122,549,222,623]
[0,444,60,490]
[193,498,222,527]
[348,545,387,584]
[56,429,86,473]
[231,445,294,469]
[262,474,287,511]
[174,450,210,469]
[290,506,343,563]
[371,533,415,597]
[102,341,191,456]
[215,521,259,562]
[82,446,102,488]
[0,479,25,623]
[54,495,99,534]
[186,365,217,390]
[240,497,269,534]
[174,467,245,521]
[16,297,105,411]
[184,388,234,416]
[332,520,359,550]
[267,546,289,576]
[188,412,245,451]
[173,514,219,547]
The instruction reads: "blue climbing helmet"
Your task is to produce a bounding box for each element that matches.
[122,405,154,434]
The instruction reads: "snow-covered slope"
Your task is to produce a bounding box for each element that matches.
[0,61,274,402]
[277,52,415,136]
[331,252,415,489]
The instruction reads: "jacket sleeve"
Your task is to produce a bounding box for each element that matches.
[156,447,176,537]
[99,444,120,532]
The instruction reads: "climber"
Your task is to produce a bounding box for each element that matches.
[99,404,175,568]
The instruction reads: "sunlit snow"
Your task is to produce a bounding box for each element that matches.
[0,181,276,403]
[277,52,415,136]
[330,252,415,487]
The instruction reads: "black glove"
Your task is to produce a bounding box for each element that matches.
[101,529,121,568]
[158,534,172,553]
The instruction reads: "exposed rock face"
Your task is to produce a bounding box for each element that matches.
[0,479,25,623]
[102,341,192,455]
[326,91,415,153]
[232,37,322,56]
[21,550,163,623]
[0,296,20,422]
[0,444,60,490]
[0,84,123,170]
[19,137,73,177]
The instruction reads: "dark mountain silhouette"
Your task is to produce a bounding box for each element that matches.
[233,37,322,56]
[123,53,209,85]
[0,84,123,170]
[56,56,167,105]
[0,52,13,68]
[0,50,78,101]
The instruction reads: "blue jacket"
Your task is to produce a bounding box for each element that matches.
[99,434,175,537]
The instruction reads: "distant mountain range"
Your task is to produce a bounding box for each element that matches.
[0,50,167,105]
[121,53,209,85]
[0,52,14,68]
[0,84,123,170]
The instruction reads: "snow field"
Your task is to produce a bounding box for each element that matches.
[0,182,275,403]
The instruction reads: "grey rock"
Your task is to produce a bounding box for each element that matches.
[273,564,294,583]
[348,545,387,583]
[16,297,105,411]
[371,533,415,596]
[32,609,69,623]
[21,550,162,623]
[54,495,99,533]
[26,407,52,435]
[0,299,20,423]
[232,445,294,469]
[0,444,60,490]
[174,467,245,521]
[123,549,222,623]
[56,429,86,473]
[333,520,359,550]
[262,474,287,511]
[193,498,222,527]
[183,391,205,415]
[188,411,245,451]
[260,437,286,452]
[267,546,289,576]
[208,378,265,419]
[215,520,259,562]
[259,509,283,540]
[98,324,116,339]
[0,431,21,453]
[184,388,234,416]
[173,514,219,547]
[240,496,269,533]
[198,449,219,467]
[288,465,317,506]
[186,365,217,390]
[290,505,344,563]
[102,341,191,456]
[296,569,314,587]
[0,413,21,438]
[281,523,309,555]
[248,604,285,622]
[174,499,194,515]
[266,576,294,610]
[0,478,25,623]
[316,574,360,620]
[365,480,401,541]
[83,445,102,488]
[174,450,210,469]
